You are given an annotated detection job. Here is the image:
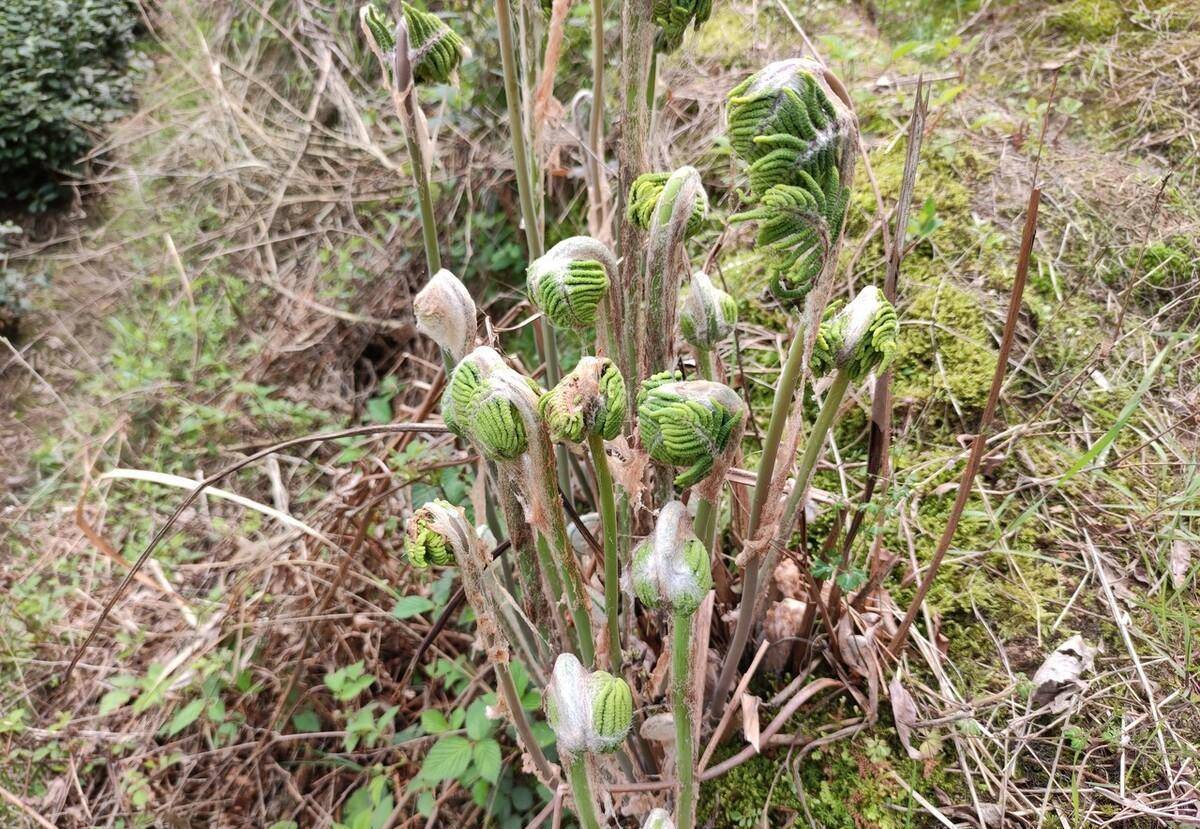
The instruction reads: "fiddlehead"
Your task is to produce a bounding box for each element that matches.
[726,59,855,307]
[627,171,708,237]
[809,285,899,380]
[679,270,738,351]
[414,269,476,363]
[544,653,634,757]
[632,501,712,616]
[539,357,627,444]
[637,378,746,489]
[527,236,618,330]
[652,0,712,53]
[404,499,464,568]
[443,357,529,461]
[360,2,465,85]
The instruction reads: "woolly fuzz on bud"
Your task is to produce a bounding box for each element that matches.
[810,285,899,380]
[414,269,476,362]
[539,357,626,444]
[527,237,617,330]
[632,501,712,616]
[679,271,737,350]
[404,499,471,568]
[642,809,676,829]
[544,653,633,758]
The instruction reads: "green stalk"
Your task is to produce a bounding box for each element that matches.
[497,662,558,784]
[777,368,852,535]
[693,497,715,553]
[494,0,568,494]
[587,432,622,674]
[588,0,606,231]
[567,756,603,829]
[548,508,597,666]
[403,124,442,276]
[696,345,716,381]
[710,328,806,719]
[645,49,658,114]
[535,533,580,656]
[673,612,697,829]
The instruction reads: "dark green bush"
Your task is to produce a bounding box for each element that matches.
[0,0,142,211]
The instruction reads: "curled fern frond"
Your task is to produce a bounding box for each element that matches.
[811,286,899,380]
[404,499,471,568]
[527,236,618,330]
[360,3,464,85]
[402,2,465,84]
[632,501,712,616]
[679,270,738,350]
[627,170,708,237]
[637,379,746,488]
[443,352,528,460]
[539,357,627,444]
[545,653,634,757]
[652,0,713,53]
[726,60,855,307]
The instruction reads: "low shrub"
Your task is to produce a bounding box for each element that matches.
[0,0,143,210]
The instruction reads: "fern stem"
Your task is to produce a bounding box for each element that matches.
[710,328,806,719]
[673,612,697,829]
[567,756,603,829]
[497,662,558,784]
[588,432,622,675]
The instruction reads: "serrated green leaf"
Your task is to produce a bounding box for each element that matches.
[421,735,472,781]
[473,738,501,784]
[393,595,435,620]
[465,700,494,740]
[420,709,450,734]
[98,689,131,715]
[163,699,205,737]
[292,708,321,733]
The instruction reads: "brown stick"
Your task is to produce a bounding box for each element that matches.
[888,186,1041,657]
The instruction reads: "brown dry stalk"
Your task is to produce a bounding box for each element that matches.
[888,185,1041,657]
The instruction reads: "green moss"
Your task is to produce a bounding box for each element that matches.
[893,280,997,414]
[699,727,942,829]
[1050,0,1125,39]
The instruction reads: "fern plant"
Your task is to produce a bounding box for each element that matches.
[375,6,914,827]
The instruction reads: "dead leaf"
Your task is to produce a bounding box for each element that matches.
[1169,540,1193,589]
[889,675,923,760]
[639,712,676,743]
[1031,634,1096,713]
[741,694,761,753]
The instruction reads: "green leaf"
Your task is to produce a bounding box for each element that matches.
[163,699,205,737]
[416,790,436,817]
[510,784,533,811]
[465,700,494,741]
[98,689,132,716]
[292,708,321,733]
[393,595,435,620]
[268,823,299,829]
[420,709,450,734]
[473,738,502,784]
[421,735,472,781]
[365,395,393,424]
